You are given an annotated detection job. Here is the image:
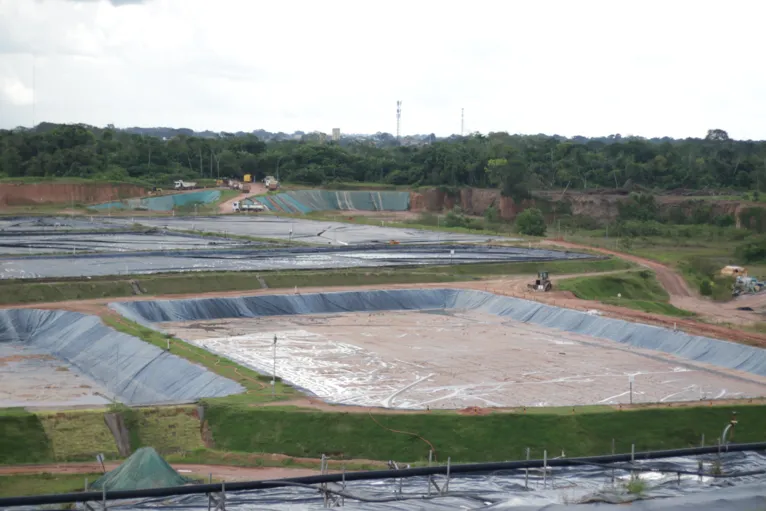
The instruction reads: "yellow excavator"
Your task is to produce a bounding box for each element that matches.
[528,271,552,292]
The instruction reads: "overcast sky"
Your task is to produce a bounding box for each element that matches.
[1,0,764,139]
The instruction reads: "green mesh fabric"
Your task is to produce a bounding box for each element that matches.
[92,190,221,211]
[90,447,191,491]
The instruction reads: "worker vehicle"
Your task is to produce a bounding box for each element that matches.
[264,175,280,191]
[732,275,766,297]
[528,271,552,292]
[232,201,266,213]
[174,180,197,190]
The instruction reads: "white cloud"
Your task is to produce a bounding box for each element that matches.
[1,76,34,106]
[1,0,765,138]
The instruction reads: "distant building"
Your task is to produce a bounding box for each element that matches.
[332,128,341,141]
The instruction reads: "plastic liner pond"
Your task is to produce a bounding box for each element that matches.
[0,309,243,405]
[91,190,221,211]
[0,231,253,255]
[8,451,766,510]
[257,190,410,214]
[0,245,592,279]
[103,215,515,245]
[112,289,766,388]
[0,216,118,232]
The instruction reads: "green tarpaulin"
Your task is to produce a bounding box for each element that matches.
[91,447,191,491]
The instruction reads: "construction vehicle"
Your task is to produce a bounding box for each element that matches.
[174,180,197,190]
[528,271,552,292]
[244,174,253,183]
[264,175,280,191]
[721,265,747,277]
[732,275,766,297]
[232,200,265,213]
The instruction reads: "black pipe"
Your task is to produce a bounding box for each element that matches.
[2,442,765,507]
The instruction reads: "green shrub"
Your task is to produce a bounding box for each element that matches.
[515,208,546,236]
[735,236,766,263]
[444,207,468,228]
[699,280,713,296]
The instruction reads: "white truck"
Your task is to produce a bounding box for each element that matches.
[174,180,197,190]
[232,201,266,213]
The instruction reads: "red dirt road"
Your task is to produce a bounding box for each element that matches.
[0,462,321,481]
[218,182,267,214]
[542,240,765,326]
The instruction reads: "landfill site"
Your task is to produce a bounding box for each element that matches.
[3,210,766,510]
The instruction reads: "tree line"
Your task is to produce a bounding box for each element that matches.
[1,124,764,196]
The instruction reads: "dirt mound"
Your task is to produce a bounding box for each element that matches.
[0,183,145,207]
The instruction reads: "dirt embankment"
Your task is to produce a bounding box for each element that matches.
[0,183,145,207]
[410,188,534,220]
[410,187,766,224]
[0,462,324,481]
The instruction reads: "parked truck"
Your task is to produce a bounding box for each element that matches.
[264,175,280,191]
[174,180,197,190]
[232,201,266,213]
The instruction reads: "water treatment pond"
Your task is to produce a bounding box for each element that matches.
[160,310,766,410]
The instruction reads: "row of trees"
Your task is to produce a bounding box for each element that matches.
[2,125,765,195]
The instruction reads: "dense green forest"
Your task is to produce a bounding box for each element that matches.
[1,124,764,196]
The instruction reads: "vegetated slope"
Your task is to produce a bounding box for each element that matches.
[557,270,694,317]
[0,409,53,464]
[202,403,766,462]
[2,402,764,466]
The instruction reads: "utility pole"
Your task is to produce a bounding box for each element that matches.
[396,100,402,140]
[32,54,36,129]
[272,335,277,399]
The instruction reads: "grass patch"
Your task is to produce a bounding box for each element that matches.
[38,411,119,462]
[0,473,100,497]
[558,270,669,301]
[0,408,53,464]
[202,403,766,463]
[0,258,629,305]
[625,476,647,495]
[558,270,695,317]
[131,407,205,454]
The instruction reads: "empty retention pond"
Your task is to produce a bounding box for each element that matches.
[111,289,766,409]
[0,309,243,407]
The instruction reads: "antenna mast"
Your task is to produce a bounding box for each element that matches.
[32,54,36,129]
[461,107,464,136]
[396,100,401,140]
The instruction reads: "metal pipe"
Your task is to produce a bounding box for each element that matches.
[4,442,766,507]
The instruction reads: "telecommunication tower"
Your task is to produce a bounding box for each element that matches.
[396,100,402,139]
[461,108,464,136]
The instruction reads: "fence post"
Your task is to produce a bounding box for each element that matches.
[525,448,530,489]
[444,457,451,495]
